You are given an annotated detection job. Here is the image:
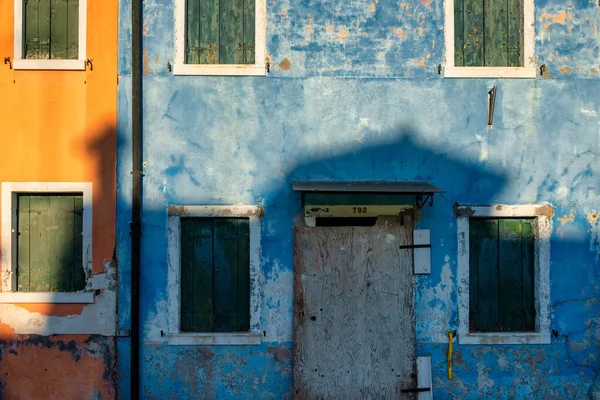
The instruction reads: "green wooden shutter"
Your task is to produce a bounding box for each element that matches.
[521,219,535,331]
[180,218,214,332]
[213,218,250,332]
[469,218,535,332]
[471,218,499,332]
[180,218,250,333]
[17,194,84,292]
[185,0,255,64]
[454,0,522,67]
[24,0,79,60]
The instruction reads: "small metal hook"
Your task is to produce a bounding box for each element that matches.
[4,57,12,69]
[86,58,93,71]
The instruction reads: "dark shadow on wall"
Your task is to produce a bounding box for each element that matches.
[265,124,509,232]
[262,124,600,398]
[131,123,599,398]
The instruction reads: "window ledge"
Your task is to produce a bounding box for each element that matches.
[172,63,267,76]
[444,66,537,78]
[459,332,551,345]
[168,332,262,346]
[0,292,95,304]
[13,59,86,71]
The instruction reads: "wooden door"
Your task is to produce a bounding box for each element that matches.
[294,215,416,399]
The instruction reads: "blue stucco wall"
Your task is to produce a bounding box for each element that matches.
[116,0,600,397]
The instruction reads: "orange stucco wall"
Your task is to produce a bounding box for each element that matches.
[0,0,118,398]
[0,0,118,277]
[0,333,116,400]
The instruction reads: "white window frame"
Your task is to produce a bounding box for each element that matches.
[456,204,551,345]
[173,0,267,76]
[13,0,87,70]
[443,0,536,78]
[0,182,94,303]
[167,205,263,345]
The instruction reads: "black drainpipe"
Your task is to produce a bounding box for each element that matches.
[131,0,143,396]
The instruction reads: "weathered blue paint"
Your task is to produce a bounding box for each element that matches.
[116,0,600,397]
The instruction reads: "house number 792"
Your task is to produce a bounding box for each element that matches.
[352,207,368,214]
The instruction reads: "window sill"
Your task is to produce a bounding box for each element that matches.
[444,66,537,78]
[172,63,267,76]
[0,292,95,304]
[459,332,551,345]
[167,332,262,346]
[13,59,87,71]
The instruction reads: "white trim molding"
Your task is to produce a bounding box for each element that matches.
[456,204,552,345]
[0,292,94,304]
[173,0,267,76]
[1,182,93,295]
[167,205,263,346]
[13,0,87,71]
[443,0,535,78]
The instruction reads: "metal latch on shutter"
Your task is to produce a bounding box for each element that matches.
[398,230,431,275]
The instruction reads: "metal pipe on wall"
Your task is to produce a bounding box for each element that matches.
[131,0,143,396]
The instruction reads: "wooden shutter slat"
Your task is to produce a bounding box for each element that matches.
[498,219,524,331]
[463,0,484,66]
[25,0,41,59]
[476,219,499,332]
[213,218,241,332]
[180,219,195,331]
[50,0,69,59]
[521,219,535,331]
[180,219,214,332]
[199,0,220,64]
[484,0,508,66]
[72,196,85,290]
[29,196,51,291]
[506,0,522,66]
[186,0,202,63]
[219,0,244,64]
[66,0,79,59]
[236,219,250,331]
[454,0,465,66]
[242,0,255,64]
[38,0,51,59]
[50,196,71,291]
[192,219,215,331]
[17,196,31,292]
[468,219,479,331]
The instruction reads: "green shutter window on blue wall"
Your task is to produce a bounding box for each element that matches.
[469,218,535,332]
[180,218,250,333]
[17,194,85,292]
[23,0,79,60]
[454,0,523,67]
[185,0,255,64]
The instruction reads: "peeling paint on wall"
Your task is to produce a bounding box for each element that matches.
[0,335,115,399]
[116,0,600,397]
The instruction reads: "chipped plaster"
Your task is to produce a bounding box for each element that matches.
[116,0,600,397]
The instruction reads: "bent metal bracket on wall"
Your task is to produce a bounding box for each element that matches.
[416,193,435,209]
[488,85,497,127]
